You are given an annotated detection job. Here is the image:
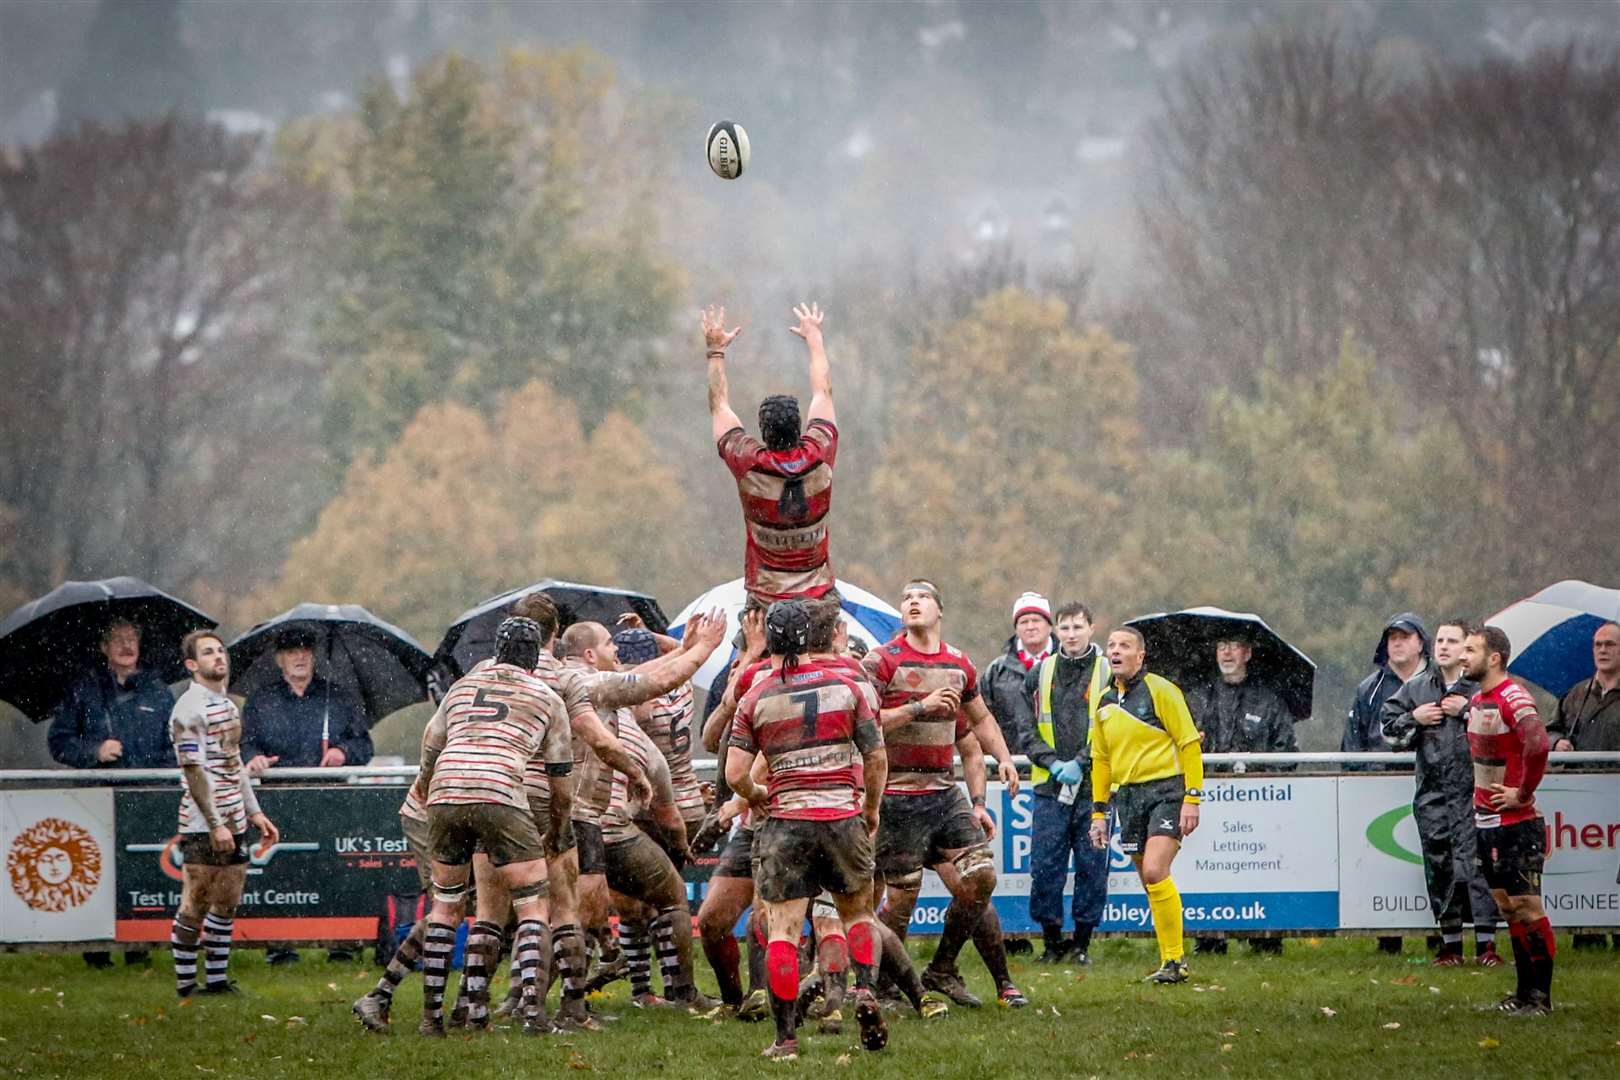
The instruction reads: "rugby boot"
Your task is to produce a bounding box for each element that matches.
[1476,946,1505,968]
[762,1038,800,1061]
[351,992,390,1033]
[817,1006,842,1035]
[492,987,523,1019]
[736,987,770,1022]
[997,984,1029,1008]
[918,993,950,1020]
[1508,991,1552,1017]
[1145,959,1189,984]
[417,1018,446,1038]
[854,988,888,1051]
[921,966,982,1008]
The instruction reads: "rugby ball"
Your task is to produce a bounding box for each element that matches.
[706,120,750,180]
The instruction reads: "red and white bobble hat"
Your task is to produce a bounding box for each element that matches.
[1011,592,1053,626]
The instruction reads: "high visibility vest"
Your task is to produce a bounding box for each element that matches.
[1030,650,1112,786]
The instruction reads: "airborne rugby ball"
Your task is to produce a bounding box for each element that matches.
[706,120,750,180]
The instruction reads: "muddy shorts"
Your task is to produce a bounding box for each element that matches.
[605,831,682,899]
[875,786,986,879]
[178,832,249,867]
[427,803,544,867]
[753,815,874,904]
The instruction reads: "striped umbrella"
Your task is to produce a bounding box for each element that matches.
[1488,580,1620,696]
[667,578,902,699]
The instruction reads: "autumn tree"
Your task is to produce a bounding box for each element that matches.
[318,48,685,461]
[250,380,715,644]
[847,289,1146,663]
[1135,341,1505,745]
[0,116,324,598]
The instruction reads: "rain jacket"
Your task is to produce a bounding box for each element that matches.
[1379,664,1495,925]
[1550,676,1620,751]
[982,632,1056,755]
[48,665,177,769]
[1187,677,1297,757]
[240,675,372,767]
[1341,612,1429,755]
[1012,642,1107,797]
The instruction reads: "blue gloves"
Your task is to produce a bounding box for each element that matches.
[1051,759,1083,786]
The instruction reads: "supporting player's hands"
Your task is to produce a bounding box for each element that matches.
[788,302,825,344]
[96,738,123,763]
[972,805,996,840]
[210,824,234,853]
[919,686,961,717]
[246,754,279,776]
[996,758,1019,796]
[251,812,280,849]
[702,305,742,352]
[1179,801,1201,837]
[1487,784,1528,811]
[690,608,728,651]
[1412,702,1444,726]
[1088,816,1109,850]
[1440,694,1470,717]
[615,611,646,631]
[740,608,767,659]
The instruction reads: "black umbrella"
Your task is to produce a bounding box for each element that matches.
[1124,606,1317,720]
[434,579,668,683]
[0,577,216,721]
[228,603,433,724]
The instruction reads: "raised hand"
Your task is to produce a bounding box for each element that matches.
[702,304,742,352]
[788,301,825,342]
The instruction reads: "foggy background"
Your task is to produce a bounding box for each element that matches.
[3,0,1618,762]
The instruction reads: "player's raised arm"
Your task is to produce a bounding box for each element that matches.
[703,304,745,443]
[789,301,835,427]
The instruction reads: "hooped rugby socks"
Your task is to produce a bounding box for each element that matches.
[171,915,202,997]
[514,919,548,1018]
[375,919,426,1000]
[420,921,458,1023]
[651,907,692,998]
[201,913,234,987]
[622,919,654,996]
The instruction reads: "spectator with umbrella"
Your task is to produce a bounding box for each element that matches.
[1127,608,1311,956]
[240,626,373,774]
[48,618,179,772]
[229,604,431,964]
[1,577,214,971]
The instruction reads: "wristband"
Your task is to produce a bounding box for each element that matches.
[909,701,925,719]
[971,795,986,808]
[1183,787,1203,804]
[1092,801,1111,818]
[706,349,726,359]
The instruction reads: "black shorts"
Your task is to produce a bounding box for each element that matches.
[1477,817,1545,897]
[574,819,606,876]
[875,787,986,879]
[1114,777,1186,855]
[714,825,755,880]
[428,803,544,867]
[605,832,681,899]
[753,816,874,903]
[179,832,249,867]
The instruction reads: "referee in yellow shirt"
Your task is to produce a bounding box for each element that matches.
[1087,626,1204,983]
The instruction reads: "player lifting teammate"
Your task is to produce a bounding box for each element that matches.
[168,630,280,999]
[1087,627,1204,984]
[1463,624,1554,1015]
[414,617,575,1036]
[863,580,1027,1009]
[727,600,890,1060]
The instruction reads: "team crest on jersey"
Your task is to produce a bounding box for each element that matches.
[904,670,925,688]
[7,817,102,913]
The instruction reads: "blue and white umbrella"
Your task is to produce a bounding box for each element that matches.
[1488,580,1620,696]
[668,578,902,698]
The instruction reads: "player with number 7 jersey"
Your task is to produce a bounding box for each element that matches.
[730,664,882,821]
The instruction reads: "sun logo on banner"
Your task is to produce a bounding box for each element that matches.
[7,817,102,913]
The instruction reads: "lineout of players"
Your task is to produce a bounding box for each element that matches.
[156,303,1556,1057]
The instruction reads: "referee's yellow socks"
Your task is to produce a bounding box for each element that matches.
[1144,877,1184,963]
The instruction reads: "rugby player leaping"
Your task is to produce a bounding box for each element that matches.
[703,301,839,607]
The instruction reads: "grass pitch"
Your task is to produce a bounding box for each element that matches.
[2,936,1617,1079]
